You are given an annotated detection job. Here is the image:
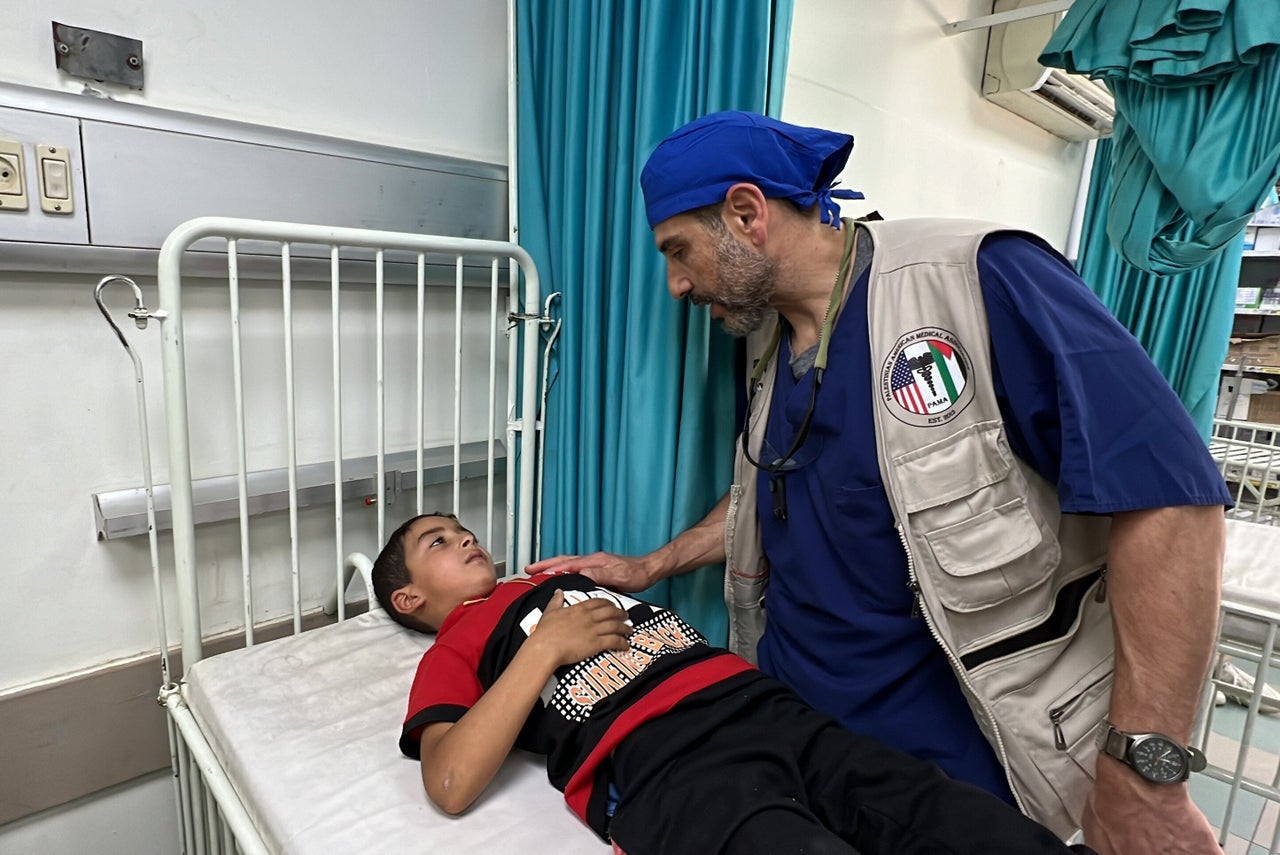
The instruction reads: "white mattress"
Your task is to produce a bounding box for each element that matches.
[184,610,610,855]
[1220,519,1280,646]
[1225,518,1280,604]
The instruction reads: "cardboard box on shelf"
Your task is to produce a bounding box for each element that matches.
[1227,335,1280,368]
[1238,286,1264,309]
[1249,391,1280,425]
[1257,227,1280,252]
[1218,377,1270,420]
[1253,203,1280,226]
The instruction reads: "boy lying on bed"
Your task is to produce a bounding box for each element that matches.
[375,512,1095,855]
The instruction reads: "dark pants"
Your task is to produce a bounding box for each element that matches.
[607,679,1095,855]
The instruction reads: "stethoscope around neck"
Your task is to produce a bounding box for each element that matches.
[741,218,857,521]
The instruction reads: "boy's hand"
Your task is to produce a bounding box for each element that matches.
[528,589,632,667]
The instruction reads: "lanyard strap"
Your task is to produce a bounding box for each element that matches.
[750,218,857,386]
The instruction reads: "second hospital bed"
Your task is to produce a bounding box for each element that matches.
[98,217,607,854]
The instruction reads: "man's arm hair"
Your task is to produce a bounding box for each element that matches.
[525,491,731,590]
[644,490,732,580]
[1082,504,1224,853]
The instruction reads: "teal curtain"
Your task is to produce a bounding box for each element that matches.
[1076,138,1241,437]
[517,0,794,644]
[1042,1,1280,274]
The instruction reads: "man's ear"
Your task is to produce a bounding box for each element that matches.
[722,183,769,246]
[390,586,425,616]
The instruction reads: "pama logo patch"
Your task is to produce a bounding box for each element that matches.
[880,327,973,427]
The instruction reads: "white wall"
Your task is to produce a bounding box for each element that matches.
[0,0,509,848]
[784,0,1087,248]
[0,274,510,689]
[0,0,510,692]
[9,0,508,162]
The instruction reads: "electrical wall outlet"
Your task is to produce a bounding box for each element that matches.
[0,156,20,194]
[0,140,29,211]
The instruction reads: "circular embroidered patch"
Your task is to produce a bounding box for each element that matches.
[880,327,974,426]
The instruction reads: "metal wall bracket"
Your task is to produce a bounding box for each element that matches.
[52,22,144,90]
[943,0,1073,35]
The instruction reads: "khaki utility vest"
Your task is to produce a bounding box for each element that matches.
[724,218,1114,838]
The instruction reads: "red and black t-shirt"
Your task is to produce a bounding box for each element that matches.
[398,573,754,835]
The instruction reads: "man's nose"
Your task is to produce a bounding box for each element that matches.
[667,269,693,301]
[460,533,474,548]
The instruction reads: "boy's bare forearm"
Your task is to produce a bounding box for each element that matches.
[419,641,558,815]
[418,594,631,814]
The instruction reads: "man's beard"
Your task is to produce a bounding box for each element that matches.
[704,232,778,337]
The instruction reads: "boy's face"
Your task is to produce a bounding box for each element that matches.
[401,516,498,623]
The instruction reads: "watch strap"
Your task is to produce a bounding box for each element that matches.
[1100,724,1132,763]
[1099,722,1206,781]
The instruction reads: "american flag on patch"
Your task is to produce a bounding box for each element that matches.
[891,351,929,414]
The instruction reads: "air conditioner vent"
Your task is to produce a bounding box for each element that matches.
[982,0,1115,141]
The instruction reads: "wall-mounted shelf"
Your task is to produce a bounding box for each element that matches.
[1224,363,1280,376]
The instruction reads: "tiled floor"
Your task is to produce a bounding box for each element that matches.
[1196,698,1280,853]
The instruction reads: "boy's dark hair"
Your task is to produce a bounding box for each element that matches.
[371,512,457,634]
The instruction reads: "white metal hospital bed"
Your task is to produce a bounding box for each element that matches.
[97,218,606,854]
[1196,521,1280,852]
[1211,418,1280,525]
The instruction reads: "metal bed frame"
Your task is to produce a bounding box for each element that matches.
[97,218,547,855]
[1212,418,1280,525]
[1196,594,1280,853]
[1198,420,1280,848]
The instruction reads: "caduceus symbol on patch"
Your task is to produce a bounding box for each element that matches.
[907,352,938,396]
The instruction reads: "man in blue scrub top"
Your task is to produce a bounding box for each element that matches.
[529,112,1230,855]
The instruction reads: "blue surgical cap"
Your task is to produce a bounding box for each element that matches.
[640,111,864,229]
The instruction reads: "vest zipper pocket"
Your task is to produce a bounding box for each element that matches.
[897,525,1024,815]
[1048,669,1112,750]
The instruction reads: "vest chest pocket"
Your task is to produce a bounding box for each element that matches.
[893,422,1061,617]
[923,498,1060,612]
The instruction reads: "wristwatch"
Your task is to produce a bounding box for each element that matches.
[1098,722,1207,784]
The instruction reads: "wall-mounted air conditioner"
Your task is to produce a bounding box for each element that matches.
[982,0,1114,141]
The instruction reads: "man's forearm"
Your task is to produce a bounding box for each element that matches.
[1105,504,1224,740]
[644,491,731,580]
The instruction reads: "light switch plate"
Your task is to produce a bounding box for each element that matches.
[37,145,73,214]
[0,139,29,212]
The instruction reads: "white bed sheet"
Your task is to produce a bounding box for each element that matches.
[184,610,610,855]
[1220,519,1280,646]
[1225,518,1280,603]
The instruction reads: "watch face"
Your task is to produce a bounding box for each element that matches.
[1131,736,1188,783]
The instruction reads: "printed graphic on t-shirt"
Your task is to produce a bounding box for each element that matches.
[518,590,709,724]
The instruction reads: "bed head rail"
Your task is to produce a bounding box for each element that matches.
[151,217,543,669]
